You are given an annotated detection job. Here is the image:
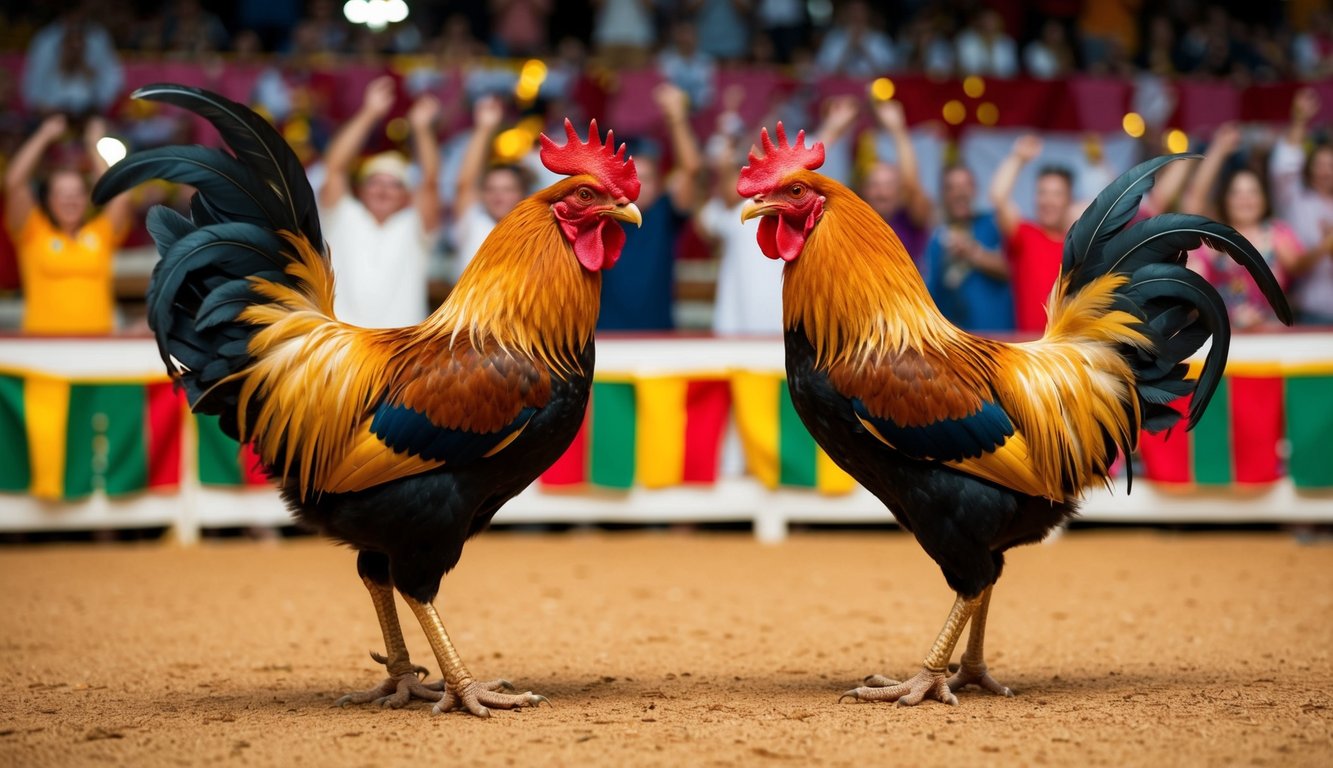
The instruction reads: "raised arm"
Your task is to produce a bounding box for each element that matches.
[1270,88,1319,219]
[4,114,66,236]
[815,95,860,147]
[83,116,134,238]
[874,99,932,227]
[989,134,1041,238]
[1180,122,1240,217]
[454,95,505,216]
[407,94,442,232]
[319,76,397,209]
[654,83,704,213]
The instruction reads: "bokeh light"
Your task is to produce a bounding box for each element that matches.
[963,76,985,99]
[942,100,966,125]
[870,77,895,101]
[95,136,127,166]
[976,102,999,126]
[1122,112,1146,138]
[1165,129,1190,153]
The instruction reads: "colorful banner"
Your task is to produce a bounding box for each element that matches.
[0,373,182,500]
[195,413,270,487]
[541,377,732,491]
[1138,372,1285,488]
[1285,368,1333,490]
[0,362,1328,500]
[730,371,857,494]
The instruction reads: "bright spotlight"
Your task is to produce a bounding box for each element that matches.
[96,136,127,166]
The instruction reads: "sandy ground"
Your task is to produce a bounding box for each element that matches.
[1,529,1330,767]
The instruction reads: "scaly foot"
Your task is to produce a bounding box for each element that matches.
[335,651,442,709]
[840,668,958,706]
[946,662,1014,697]
[434,679,548,718]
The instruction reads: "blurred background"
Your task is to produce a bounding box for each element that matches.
[0,0,1330,541]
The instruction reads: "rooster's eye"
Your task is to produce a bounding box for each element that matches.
[577,188,594,202]
[789,184,805,198]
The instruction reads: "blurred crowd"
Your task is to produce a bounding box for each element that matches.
[1,1,1332,337]
[3,0,1331,81]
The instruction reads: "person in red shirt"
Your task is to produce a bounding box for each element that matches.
[989,134,1075,334]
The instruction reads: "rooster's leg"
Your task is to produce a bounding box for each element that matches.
[841,592,983,706]
[335,572,443,709]
[402,595,547,718]
[946,585,1014,697]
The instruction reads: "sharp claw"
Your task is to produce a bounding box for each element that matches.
[369,651,389,665]
[838,689,861,704]
[497,679,515,691]
[529,694,549,707]
[413,664,431,679]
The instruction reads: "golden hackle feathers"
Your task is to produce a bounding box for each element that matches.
[787,175,1157,502]
[423,177,601,376]
[782,172,964,365]
[227,182,600,499]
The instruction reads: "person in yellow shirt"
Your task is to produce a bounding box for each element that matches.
[3,114,133,335]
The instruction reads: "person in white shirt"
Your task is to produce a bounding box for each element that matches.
[318,76,441,328]
[450,94,532,282]
[1269,88,1333,325]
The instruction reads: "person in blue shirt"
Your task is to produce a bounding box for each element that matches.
[922,164,1015,333]
[597,83,703,331]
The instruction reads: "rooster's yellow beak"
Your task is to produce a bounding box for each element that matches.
[602,202,643,227]
[740,199,777,222]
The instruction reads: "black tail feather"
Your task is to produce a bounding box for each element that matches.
[89,85,323,439]
[97,83,323,248]
[1058,154,1293,483]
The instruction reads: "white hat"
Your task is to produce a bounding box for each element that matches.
[358,152,409,185]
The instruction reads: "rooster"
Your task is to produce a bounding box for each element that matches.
[736,125,1290,706]
[92,85,642,717]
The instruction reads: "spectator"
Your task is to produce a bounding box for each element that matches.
[1182,123,1311,329]
[21,6,123,118]
[705,94,859,334]
[990,134,1074,335]
[490,0,552,58]
[451,95,533,281]
[598,84,703,331]
[923,164,1014,333]
[658,20,716,111]
[297,0,351,54]
[3,115,133,335]
[1024,19,1076,80]
[318,77,441,328]
[592,0,655,69]
[955,9,1019,78]
[899,12,955,78]
[1292,10,1333,79]
[815,0,896,78]
[756,0,808,64]
[1078,0,1141,72]
[861,99,933,270]
[691,0,751,62]
[160,0,230,55]
[1270,89,1333,324]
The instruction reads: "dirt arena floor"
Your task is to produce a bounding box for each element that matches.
[1,529,1330,767]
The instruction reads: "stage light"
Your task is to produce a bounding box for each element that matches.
[870,77,895,101]
[95,136,127,166]
[494,126,531,162]
[976,102,998,126]
[1122,112,1146,138]
[942,100,965,125]
[963,76,985,99]
[344,0,409,31]
[385,117,409,143]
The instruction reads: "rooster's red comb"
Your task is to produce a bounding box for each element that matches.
[736,122,825,199]
[540,119,640,201]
